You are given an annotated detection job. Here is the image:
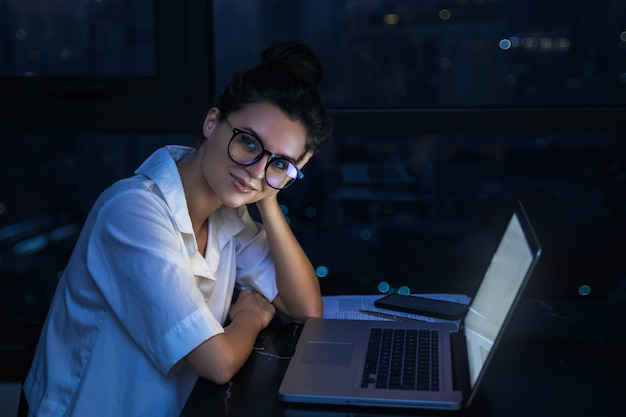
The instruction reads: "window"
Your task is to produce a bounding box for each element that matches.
[214,0,626,132]
[1,0,625,310]
[212,0,626,298]
[215,0,626,109]
[0,0,211,134]
[279,132,626,299]
[1,0,155,77]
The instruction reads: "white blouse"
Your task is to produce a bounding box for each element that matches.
[24,145,278,417]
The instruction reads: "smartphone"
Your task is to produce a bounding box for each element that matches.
[374,293,468,320]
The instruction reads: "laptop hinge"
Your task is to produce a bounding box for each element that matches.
[450,328,470,394]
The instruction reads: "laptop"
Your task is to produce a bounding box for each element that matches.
[279,201,541,410]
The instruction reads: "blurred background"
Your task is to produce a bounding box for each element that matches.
[1,2,625,406]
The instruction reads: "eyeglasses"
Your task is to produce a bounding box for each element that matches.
[225,119,304,190]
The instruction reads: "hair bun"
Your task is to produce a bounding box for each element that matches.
[260,42,323,88]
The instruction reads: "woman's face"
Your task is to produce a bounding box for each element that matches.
[200,101,310,208]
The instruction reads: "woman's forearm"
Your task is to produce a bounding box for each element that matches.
[256,197,323,320]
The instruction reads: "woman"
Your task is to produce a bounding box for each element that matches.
[23,42,333,417]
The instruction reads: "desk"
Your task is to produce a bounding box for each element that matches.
[181,299,626,417]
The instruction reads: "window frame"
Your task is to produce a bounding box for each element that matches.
[330,107,626,135]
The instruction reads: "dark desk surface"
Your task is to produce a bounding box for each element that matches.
[181,298,626,417]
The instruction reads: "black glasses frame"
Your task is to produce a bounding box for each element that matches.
[224,119,304,190]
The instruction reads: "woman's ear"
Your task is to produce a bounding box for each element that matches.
[202,107,221,139]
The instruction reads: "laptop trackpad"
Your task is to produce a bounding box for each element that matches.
[301,342,353,365]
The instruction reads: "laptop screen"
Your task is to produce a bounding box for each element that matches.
[463,212,535,387]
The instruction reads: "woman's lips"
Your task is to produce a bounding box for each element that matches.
[230,173,256,193]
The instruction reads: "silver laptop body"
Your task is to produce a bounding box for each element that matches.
[279,201,541,410]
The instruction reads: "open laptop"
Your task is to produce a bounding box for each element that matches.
[279,201,541,410]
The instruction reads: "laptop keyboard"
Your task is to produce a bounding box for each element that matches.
[361,328,440,391]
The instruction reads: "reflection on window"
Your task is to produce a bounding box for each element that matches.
[0,132,624,313]
[288,133,626,299]
[0,0,155,76]
[214,0,626,108]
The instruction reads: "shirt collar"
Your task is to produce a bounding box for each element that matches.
[134,146,247,251]
[135,146,196,236]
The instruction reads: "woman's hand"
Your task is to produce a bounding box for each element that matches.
[228,289,276,328]
[186,290,275,385]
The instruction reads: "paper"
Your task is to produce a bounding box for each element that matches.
[321,293,471,323]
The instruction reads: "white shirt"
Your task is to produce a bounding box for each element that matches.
[23,146,278,417]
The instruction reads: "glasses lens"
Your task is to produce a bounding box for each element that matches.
[228,129,302,190]
[229,131,262,165]
[266,159,299,189]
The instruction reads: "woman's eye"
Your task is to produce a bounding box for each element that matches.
[239,133,260,151]
[272,159,289,172]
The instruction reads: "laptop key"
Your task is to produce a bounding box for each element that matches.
[361,328,439,391]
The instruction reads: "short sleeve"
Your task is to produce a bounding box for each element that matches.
[86,189,223,375]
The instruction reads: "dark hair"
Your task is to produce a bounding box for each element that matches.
[192,42,333,159]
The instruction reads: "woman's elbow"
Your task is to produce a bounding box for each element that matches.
[307,301,323,319]
[192,360,237,386]
[292,300,323,322]
[186,343,239,386]
[205,368,236,386]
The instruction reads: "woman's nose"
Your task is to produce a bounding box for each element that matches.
[246,157,268,180]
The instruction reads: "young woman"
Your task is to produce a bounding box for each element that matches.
[23,42,333,417]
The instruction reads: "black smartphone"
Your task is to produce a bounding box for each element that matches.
[374,293,468,320]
